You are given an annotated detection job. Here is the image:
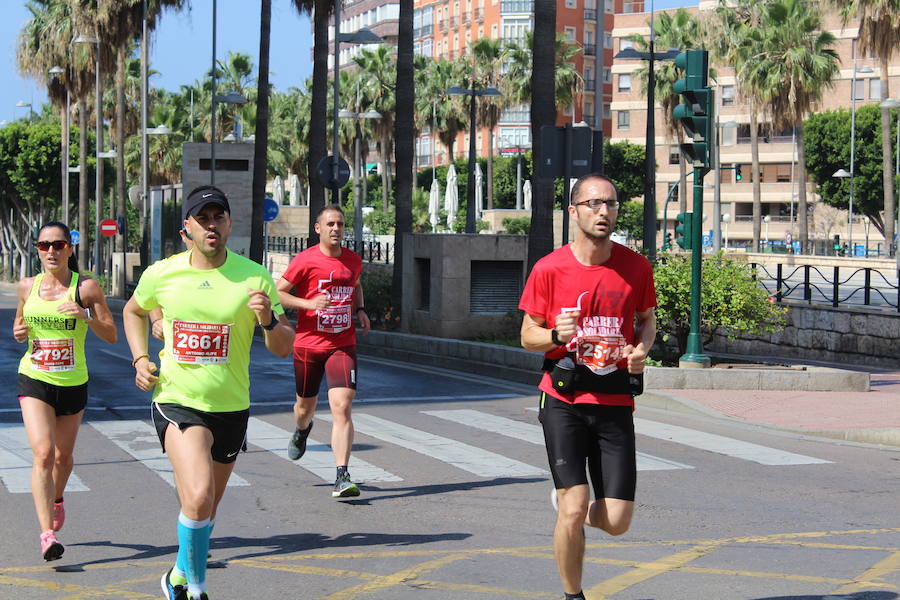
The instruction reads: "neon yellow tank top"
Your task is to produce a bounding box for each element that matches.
[18,273,89,386]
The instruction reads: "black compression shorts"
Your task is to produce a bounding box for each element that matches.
[17,373,88,416]
[151,402,249,464]
[539,392,637,501]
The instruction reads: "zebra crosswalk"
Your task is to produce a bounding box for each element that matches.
[0,408,831,494]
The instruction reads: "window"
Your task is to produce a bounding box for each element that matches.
[585,30,594,47]
[620,39,633,51]
[566,0,577,7]
[870,78,882,100]
[603,103,610,118]
[853,79,865,101]
[502,16,532,40]
[618,74,632,92]
[617,110,630,130]
[422,39,433,57]
[499,126,531,148]
[565,26,576,42]
[605,33,613,49]
[669,146,680,165]
[721,85,735,106]
[603,68,611,83]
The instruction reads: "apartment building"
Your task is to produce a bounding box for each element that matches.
[611,4,898,253]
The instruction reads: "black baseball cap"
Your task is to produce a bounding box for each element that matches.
[183,186,231,219]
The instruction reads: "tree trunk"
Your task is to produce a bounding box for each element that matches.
[880,62,895,256]
[526,0,556,272]
[116,47,127,255]
[487,127,494,209]
[307,0,331,244]
[381,136,392,211]
[750,106,761,251]
[392,0,414,313]
[78,100,89,271]
[796,124,808,253]
[250,0,272,264]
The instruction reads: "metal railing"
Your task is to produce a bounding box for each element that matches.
[749,262,900,312]
[267,236,393,265]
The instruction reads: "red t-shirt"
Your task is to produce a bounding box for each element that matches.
[281,245,363,350]
[518,243,657,406]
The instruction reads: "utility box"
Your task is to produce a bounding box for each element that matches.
[402,234,527,338]
[182,142,255,256]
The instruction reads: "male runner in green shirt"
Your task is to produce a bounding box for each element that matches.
[123,186,293,600]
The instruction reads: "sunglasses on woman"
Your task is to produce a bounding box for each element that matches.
[36,240,71,252]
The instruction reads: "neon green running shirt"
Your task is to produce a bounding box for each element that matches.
[18,273,89,386]
[132,250,285,413]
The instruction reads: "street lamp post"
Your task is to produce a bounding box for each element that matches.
[49,66,69,225]
[339,107,381,254]
[832,168,851,253]
[447,82,501,233]
[722,212,731,249]
[613,44,679,262]
[763,214,770,248]
[73,34,102,274]
[15,101,34,122]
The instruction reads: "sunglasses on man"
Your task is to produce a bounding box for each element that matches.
[36,240,71,252]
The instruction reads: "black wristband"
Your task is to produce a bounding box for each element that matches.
[261,312,279,331]
[551,328,565,346]
[356,307,366,313]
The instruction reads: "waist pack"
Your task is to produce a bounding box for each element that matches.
[543,357,643,396]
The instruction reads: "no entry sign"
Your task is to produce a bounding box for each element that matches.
[99,219,118,237]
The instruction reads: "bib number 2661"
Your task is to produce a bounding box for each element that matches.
[172,320,231,365]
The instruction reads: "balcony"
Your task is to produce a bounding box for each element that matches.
[462,11,470,23]
[449,16,457,28]
[501,0,534,14]
[475,8,483,21]
[584,8,597,21]
[585,78,596,92]
[584,45,596,56]
[413,24,433,39]
[438,19,446,31]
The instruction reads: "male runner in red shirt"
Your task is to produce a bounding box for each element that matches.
[277,204,370,498]
[519,173,657,600]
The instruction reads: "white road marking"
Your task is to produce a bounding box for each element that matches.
[425,409,692,472]
[0,424,89,493]
[323,412,547,478]
[245,417,401,483]
[89,420,250,487]
[633,418,832,466]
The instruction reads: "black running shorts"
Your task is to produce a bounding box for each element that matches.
[151,402,249,464]
[539,392,637,501]
[293,346,358,397]
[17,373,88,416]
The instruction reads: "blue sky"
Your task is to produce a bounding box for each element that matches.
[2,0,694,125]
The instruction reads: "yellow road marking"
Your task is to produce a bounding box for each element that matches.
[319,552,470,599]
[586,543,721,598]
[837,549,900,594]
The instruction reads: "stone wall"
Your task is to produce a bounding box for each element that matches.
[709,303,900,368]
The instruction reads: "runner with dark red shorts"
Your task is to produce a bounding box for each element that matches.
[519,173,657,600]
[277,204,370,498]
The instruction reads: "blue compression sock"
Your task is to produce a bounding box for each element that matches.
[176,512,210,596]
[174,517,215,579]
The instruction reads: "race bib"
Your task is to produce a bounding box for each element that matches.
[31,338,75,372]
[576,335,626,376]
[317,304,351,334]
[171,320,231,365]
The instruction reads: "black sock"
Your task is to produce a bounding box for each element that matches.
[54,497,64,504]
[336,465,349,478]
[564,592,586,600]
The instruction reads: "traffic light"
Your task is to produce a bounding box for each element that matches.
[734,164,743,181]
[675,212,693,250]
[673,50,713,170]
[833,234,841,253]
[662,231,673,251]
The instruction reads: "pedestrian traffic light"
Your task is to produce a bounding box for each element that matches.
[833,234,840,251]
[675,212,693,250]
[734,164,743,181]
[673,50,713,170]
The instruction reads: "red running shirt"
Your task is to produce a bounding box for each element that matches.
[518,243,657,407]
[281,246,362,350]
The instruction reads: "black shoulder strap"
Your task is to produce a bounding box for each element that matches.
[74,273,84,308]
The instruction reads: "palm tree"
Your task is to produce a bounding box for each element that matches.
[415,58,469,162]
[292,0,332,243]
[710,0,766,250]
[528,1,557,271]
[355,45,398,211]
[627,8,702,214]
[828,0,900,255]
[503,31,584,114]
[472,37,507,209]
[393,0,414,310]
[250,0,272,263]
[744,0,840,253]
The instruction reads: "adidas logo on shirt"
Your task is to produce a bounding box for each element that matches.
[198,281,213,290]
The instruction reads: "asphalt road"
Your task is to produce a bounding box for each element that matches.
[2,294,900,599]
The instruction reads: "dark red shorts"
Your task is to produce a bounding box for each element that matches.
[293,346,357,397]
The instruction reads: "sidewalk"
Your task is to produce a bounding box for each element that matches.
[644,359,900,447]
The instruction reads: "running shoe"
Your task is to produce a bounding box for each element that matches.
[52,499,65,531]
[160,567,187,600]
[287,422,313,460]
[550,488,559,512]
[40,530,64,561]
[332,472,360,498]
[187,593,209,600]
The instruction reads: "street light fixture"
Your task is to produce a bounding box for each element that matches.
[614,40,680,261]
[832,168,852,253]
[340,107,382,252]
[15,101,34,122]
[330,9,383,204]
[447,82,501,233]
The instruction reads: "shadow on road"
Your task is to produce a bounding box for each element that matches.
[752,593,899,600]
[343,476,548,506]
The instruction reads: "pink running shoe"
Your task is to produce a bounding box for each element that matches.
[40,530,64,561]
[52,500,65,531]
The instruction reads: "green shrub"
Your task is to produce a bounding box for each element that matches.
[502,217,531,235]
[360,265,399,330]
